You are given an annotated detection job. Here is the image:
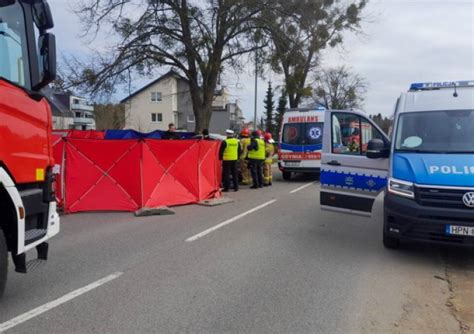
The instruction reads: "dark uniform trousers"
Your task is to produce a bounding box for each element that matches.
[248,159,264,187]
[222,161,239,191]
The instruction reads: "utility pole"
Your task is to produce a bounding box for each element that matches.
[253,49,258,130]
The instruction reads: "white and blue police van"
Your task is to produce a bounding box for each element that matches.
[320,81,474,249]
[278,107,325,180]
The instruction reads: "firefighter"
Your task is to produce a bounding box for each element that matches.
[239,128,252,185]
[263,132,275,186]
[247,130,265,189]
[219,130,241,192]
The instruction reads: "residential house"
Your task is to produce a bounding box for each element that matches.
[227,102,245,131]
[43,87,74,129]
[43,88,96,130]
[121,70,244,134]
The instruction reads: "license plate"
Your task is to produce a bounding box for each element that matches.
[285,161,300,167]
[446,225,474,236]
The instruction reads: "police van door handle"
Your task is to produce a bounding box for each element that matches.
[327,160,341,166]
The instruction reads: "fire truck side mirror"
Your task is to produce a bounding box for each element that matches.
[33,0,54,31]
[33,33,56,90]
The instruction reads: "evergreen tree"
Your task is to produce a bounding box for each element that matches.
[275,92,287,138]
[263,82,275,134]
[259,116,266,131]
[370,113,393,134]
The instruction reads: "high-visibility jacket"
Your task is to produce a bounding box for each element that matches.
[265,141,275,164]
[248,138,265,160]
[240,137,251,159]
[223,138,240,161]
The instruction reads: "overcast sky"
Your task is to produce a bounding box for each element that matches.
[50,0,474,121]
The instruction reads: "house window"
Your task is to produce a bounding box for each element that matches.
[150,92,162,102]
[187,115,195,123]
[151,113,163,123]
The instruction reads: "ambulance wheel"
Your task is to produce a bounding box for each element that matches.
[383,232,400,249]
[0,230,8,298]
[282,171,292,181]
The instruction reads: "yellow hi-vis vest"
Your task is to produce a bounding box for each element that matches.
[223,138,239,161]
[240,137,251,159]
[247,138,265,160]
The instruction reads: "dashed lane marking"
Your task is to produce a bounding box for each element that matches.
[0,272,123,333]
[186,199,278,242]
[289,182,314,194]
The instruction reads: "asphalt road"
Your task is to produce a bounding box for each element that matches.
[0,172,472,333]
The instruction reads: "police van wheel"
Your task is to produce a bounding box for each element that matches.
[383,232,400,249]
[0,230,8,298]
[282,171,292,181]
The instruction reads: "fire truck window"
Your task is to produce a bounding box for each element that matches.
[0,1,30,88]
[332,113,361,155]
[361,118,384,155]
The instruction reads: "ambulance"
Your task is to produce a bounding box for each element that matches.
[320,81,474,249]
[278,107,325,180]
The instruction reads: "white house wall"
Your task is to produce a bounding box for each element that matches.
[124,77,176,132]
[52,116,74,130]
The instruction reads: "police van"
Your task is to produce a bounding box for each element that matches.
[320,81,474,249]
[278,107,325,180]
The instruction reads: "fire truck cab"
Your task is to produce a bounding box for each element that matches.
[0,0,59,296]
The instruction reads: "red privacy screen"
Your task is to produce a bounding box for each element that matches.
[53,138,221,213]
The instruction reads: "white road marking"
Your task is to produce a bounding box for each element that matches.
[0,272,123,333]
[290,182,314,194]
[186,199,278,242]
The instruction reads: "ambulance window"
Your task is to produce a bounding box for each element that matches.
[305,122,323,145]
[282,123,303,145]
[332,113,361,155]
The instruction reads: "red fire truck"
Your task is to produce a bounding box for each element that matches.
[0,0,59,296]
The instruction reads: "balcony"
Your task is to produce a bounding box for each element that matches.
[74,117,96,125]
[71,102,94,112]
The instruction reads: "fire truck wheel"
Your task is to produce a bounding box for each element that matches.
[0,230,7,298]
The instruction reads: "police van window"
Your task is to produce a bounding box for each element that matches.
[0,1,30,88]
[332,113,361,155]
[395,110,474,153]
[282,123,304,145]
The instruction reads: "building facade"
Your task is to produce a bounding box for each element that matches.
[121,70,244,134]
[43,88,96,130]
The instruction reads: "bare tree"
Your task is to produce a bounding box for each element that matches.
[261,0,368,108]
[313,66,367,110]
[93,103,126,130]
[64,0,271,132]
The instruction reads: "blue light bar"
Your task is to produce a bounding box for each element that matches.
[409,80,474,91]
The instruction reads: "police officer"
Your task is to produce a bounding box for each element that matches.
[239,128,252,185]
[247,130,265,189]
[263,132,275,186]
[219,130,241,192]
